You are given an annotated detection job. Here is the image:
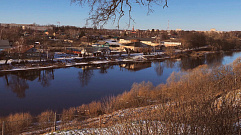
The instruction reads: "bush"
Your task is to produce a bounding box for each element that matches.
[6,112,32,133]
[61,108,77,122]
[38,110,55,129]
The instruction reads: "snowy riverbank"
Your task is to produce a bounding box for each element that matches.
[0,53,167,72]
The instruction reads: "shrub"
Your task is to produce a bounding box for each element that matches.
[62,107,77,122]
[38,110,55,129]
[6,112,32,133]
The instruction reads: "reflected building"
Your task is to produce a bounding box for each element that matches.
[120,62,152,71]
[79,64,111,74]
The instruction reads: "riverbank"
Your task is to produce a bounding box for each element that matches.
[0,50,225,72]
[0,53,163,72]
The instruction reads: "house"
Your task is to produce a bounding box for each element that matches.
[80,36,95,43]
[9,45,43,59]
[105,39,120,47]
[120,41,151,52]
[119,37,159,46]
[24,47,41,58]
[104,40,121,51]
[0,40,12,52]
[66,48,82,55]
[161,41,182,47]
[119,38,132,44]
[92,43,106,47]
[81,47,111,56]
[139,38,159,46]
[93,40,121,51]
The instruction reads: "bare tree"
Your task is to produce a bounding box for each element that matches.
[71,0,168,26]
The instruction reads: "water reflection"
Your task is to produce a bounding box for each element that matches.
[5,74,29,98]
[13,70,40,81]
[120,62,152,71]
[179,53,227,71]
[179,57,206,71]
[78,67,94,87]
[205,53,223,67]
[153,62,164,76]
[99,65,109,74]
[223,51,234,57]
[38,69,54,87]
[3,69,54,98]
[0,52,239,100]
[163,59,176,68]
[78,64,114,87]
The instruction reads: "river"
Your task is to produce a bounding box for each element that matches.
[0,51,240,116]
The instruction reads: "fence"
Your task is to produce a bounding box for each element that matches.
[0,102,241,135]
[0,111,241,135]
[0,113,99,135]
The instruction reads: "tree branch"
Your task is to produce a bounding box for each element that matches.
[71,0,168,27]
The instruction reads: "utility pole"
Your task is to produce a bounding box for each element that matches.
[53,112,57,132]
[2,121,5,135]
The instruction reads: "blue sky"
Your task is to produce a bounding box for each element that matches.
[0,0,241,31]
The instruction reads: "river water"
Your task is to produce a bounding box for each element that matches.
[0,51,240,116]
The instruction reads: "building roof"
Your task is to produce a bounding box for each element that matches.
[123,42,149,47]
[120,37,155,42]
[0,40,11,49]
[83,47,110,53]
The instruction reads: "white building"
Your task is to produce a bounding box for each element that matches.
[161,41,181,47]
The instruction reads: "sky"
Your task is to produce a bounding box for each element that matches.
[0,0,241,31]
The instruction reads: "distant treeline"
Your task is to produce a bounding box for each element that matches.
[180,31,241,51]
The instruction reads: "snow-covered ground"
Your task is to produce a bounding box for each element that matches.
[45,119,241,135]
[22,88,241,135]
[43,89,241,135]
[45,123,163,135]
[0,53,166,72]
